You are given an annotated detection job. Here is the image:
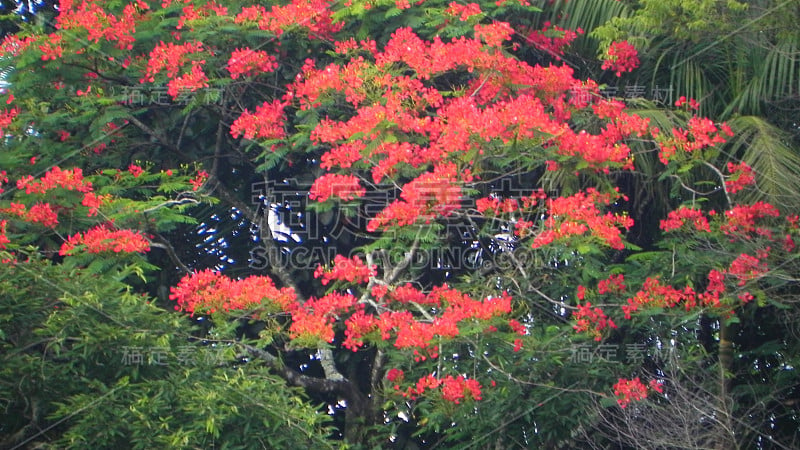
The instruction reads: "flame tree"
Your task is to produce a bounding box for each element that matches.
[0,0,798,448]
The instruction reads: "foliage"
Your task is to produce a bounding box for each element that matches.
[0,252,333,449]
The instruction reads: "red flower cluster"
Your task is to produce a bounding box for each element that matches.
[376,27,487,80]
[314,254,375,285]
[169,269,297,315]
[394,374,482,403]
[142,40,208,97]
[623,277,699,318]
[401,374,441,399]
[190,170,209,191]
[0,219,8,249]
[234,0,342,39]
[56,0,148,50]
[143,41,205,81]
[0,35,35,58]
[508,319,526,335]
[176,2,228,30]
[728,252,768,286]
[660,206,711,233]
[598,274,626,295]
[227,48,278,79]
[39,33,63,60]
[613,377,656,408]
[721,201,780,236]
[128,164,144,178]
[81,192,111,217]
[367,163,467,231]
[725,162,756,194]
[0,107,18,137]
[658,119,733,163]
[572,302,617,341]
[289,59,347,109]
[525,22,583,59]
[476,197,519,215]
[343,308,380,350]
[341,286,512,353]
[444,2,482,21]
[16,166,92,194]
[290,291,358,343]
[533,188,633,250]
[386,368,404,382]
[473,22,514,48]
[166,61,209,98]
[701,269,726,307]
[601,41,639,77]
[441,375,482,403]
[2,202,59,228]
[675,96,700,110]
[386,283,431,305]
[308,173,365,202]
[230,100,287,141]
[555,128,634,171]
[59,225,150,255]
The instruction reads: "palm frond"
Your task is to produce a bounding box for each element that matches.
[725,115,800,210]
[539,0,632,58]
[723,33,800,118]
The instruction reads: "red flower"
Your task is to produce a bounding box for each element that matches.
[0,219,9,249]
[81,192,111,217]
[0,35,35,58]
[308,173,365,202]
[660,206,710,233]
[60,225,150,255]
[675,96,700,110]
[721,202,780,235]
[169,269,297,316]
[613,377,648,408]
[314,254,375,285]
[190,170,209,191]
[573,302,617,340]
[145,41,203,80]
[441,375,482,403]
[601,41,639,77]
[728,253,768,286]
[508,319,526,335]
[444,2,482,21]
[386,368,404,382]
[624,277,699,317]
[533,189,633,250]
[725,162,756,194]
[343,308,379,350]
[597,274,626,295]
[525,22,582,59]
[474,22,514,48]
[233,0,342,39]
[0,107,19,134]
[25,203,59,228]
[230,100,287,141]
[128,164,144,178]
[227,48,278,79]
[39,34,63,60]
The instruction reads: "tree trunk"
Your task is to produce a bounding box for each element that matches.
[716,320,737,450]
